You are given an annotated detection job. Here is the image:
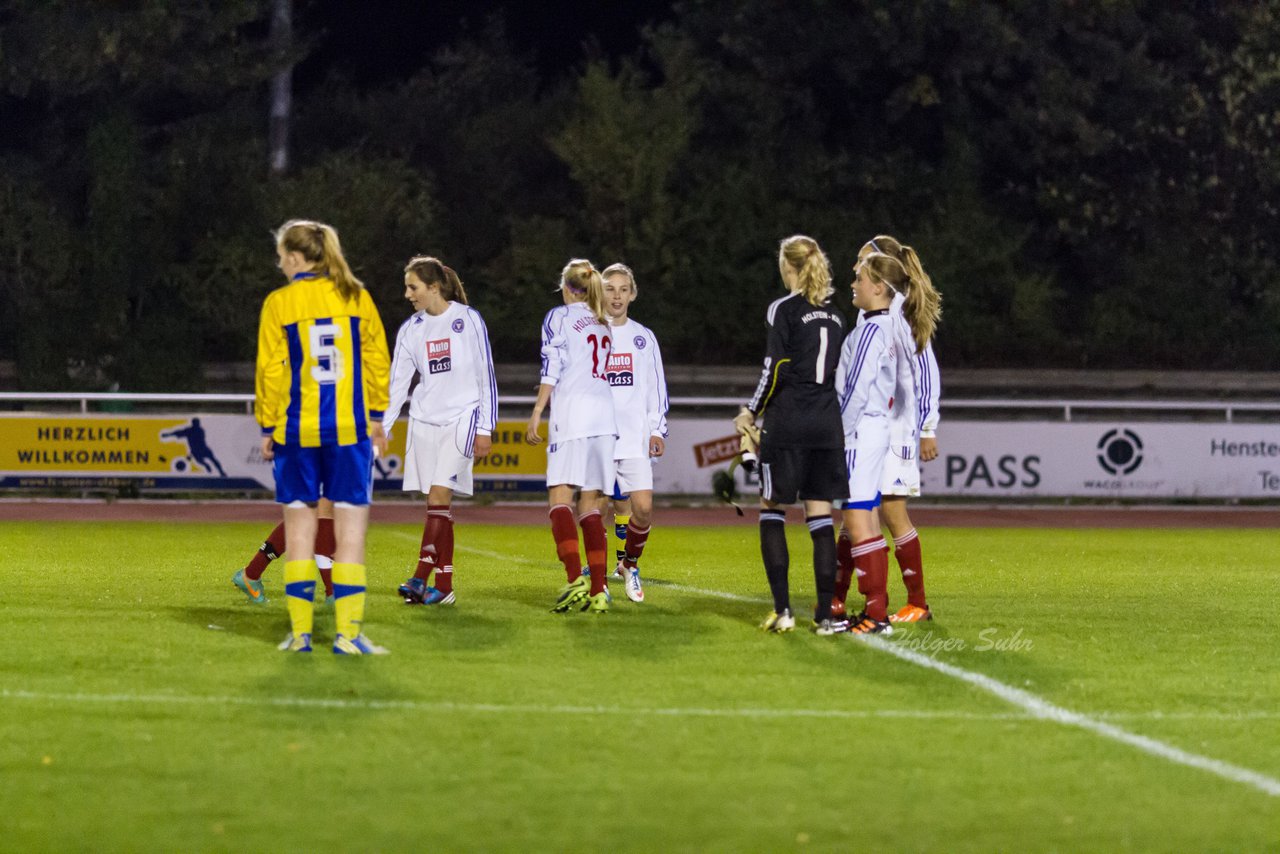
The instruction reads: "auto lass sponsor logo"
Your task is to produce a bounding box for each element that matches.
[427,339,451,374]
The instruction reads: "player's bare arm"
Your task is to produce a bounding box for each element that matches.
[525,383,552,445]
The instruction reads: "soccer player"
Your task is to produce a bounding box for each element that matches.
[232,499,337,604]
[733,235,848,634]
[833,251,917,635]
[384,257,497,606]
[525,259,618,614]
[255,219,391,654]
[600,263,669,603]
[853,236,943,623]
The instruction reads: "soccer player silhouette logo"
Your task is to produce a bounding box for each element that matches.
[161,418,227,477]
[372,454,399,480]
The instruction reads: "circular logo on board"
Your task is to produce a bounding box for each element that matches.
[1096,428,1143,475]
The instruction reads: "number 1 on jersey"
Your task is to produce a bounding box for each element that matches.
[816,327,828,383]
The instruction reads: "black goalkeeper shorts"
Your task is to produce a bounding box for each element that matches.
[758,444,849,505]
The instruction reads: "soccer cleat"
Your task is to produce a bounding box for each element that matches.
[849,616,893,636]
[889,604,933,623]
[333,633,389,655]
[277,632,312,652]
[612,559,626,580]
[421,587,456,606]
[233,569,269,605]
[399,577,426,604]
[624,568,644,603]
[578,568,611,602]
[551,576,589,613]
[760,608,795,633]
[581,591,610,614]
[811,618,847,636]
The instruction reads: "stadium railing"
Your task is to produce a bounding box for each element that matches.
[3,392,1280,422]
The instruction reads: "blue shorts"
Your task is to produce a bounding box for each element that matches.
[273,440,374,506]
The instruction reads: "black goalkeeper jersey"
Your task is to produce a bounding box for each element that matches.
[747,292,845,449]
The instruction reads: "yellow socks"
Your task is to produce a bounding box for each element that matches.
[332,562,367,639]
[283,559,318,637]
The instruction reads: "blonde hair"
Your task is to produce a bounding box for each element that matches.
[856,252,912,301]
[405,255,469,305]
[601,262,637,297]
[859,234,941,352]
[560,259,607,324]
[778,235,833,306]
[276,219,363,303]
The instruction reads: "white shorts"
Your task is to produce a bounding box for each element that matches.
[546,435,615,492]
[402,418,475,497]
[879,443,921,497]
[844,419,889,509]
[614,456,654,494]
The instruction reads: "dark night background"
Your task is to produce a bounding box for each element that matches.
[1,0,1278,390]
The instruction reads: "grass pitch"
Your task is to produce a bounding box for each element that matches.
[2,519,1278,852]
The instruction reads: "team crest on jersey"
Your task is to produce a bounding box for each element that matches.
[634,335,646,350]
[605,352,634,387]
[427,338,452,374]
[452,318,465,333]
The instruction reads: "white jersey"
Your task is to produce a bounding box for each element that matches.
[540,301,618,443]
[835,311,898,446]
[605,317,669,460]
[916,338,941,437]
[861,294,931,449]
[885,294,921,453]
[383,301,497,439]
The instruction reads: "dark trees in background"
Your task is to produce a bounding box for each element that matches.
[0,0,1277,390]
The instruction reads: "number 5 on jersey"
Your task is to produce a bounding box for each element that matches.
[310,321,346,385]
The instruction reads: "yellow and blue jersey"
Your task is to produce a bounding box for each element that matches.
[255,273,391,448]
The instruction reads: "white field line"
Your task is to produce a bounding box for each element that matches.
[856,634,1280,797]
[3,687,1277,724]
[401,533,1280,796]
[0,689,1027,721]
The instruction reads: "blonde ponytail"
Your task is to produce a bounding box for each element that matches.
[317,225,362,302]
[778,235,833,307]
[275,219,364,303]
[861,234,942,353]
[560,259,607,324]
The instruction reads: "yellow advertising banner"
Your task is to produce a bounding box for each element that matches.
[0,413,550,492]
[474,422,547,476]
[377,421,545,477]
[0,415,227,474]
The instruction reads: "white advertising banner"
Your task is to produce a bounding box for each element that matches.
[918,421,1280,499]
[652,418,1280,500]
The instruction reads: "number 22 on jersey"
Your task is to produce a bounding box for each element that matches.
[586,332,612,379]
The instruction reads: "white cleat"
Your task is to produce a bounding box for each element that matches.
[624,568,644,603]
